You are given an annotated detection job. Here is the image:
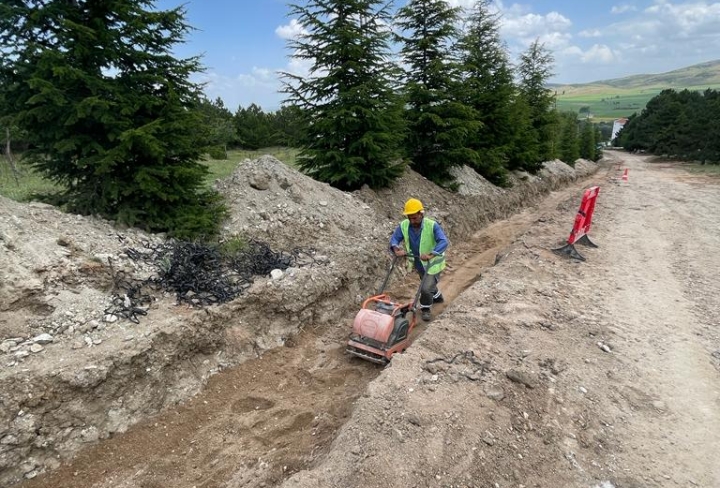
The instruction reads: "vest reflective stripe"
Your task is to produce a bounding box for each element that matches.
[400,218,447,275]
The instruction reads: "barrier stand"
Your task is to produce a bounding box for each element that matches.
[552,186,600,262]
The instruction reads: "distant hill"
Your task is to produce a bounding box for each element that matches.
[551,59,720,121]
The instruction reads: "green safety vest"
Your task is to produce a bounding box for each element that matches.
[400,217,447,275]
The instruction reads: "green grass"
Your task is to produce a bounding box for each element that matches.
[0,158,59,202]
[552,59,720,121]
[555,83,720,122]
[684,162,720,175]
[202,146,300,184]
[0,147,302,203]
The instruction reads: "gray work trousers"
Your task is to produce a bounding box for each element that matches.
[417,270,442,310]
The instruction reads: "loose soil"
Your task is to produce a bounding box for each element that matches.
[2,152,719,488]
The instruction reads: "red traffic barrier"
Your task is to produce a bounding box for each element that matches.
[552,186,600,261]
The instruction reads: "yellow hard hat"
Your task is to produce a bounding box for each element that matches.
[403,198,424,215]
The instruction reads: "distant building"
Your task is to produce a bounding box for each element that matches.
[611,117,628,142]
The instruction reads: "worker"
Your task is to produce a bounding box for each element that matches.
[389,198,448,322]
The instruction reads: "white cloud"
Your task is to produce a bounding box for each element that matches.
[446,0,476,9]
[580,44,616,63]
[605,1,720,58]
[500,10,572,43]
[611,4,637,14]
[284,56,313,79]
[536,31,573,50]
[579,29,602,38]
[515,1,717,81]
[275,18,306,40]
[643,1,720,36]
[194,67,284,111]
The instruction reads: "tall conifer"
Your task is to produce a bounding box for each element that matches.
[0,0,224,238]
[456,0,516,185]
[396,0,480,187]
[517,39,558,170]
[281,0,405,190]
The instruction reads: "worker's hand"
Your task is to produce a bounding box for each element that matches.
[393,247,407,257]
[419,253,434,261]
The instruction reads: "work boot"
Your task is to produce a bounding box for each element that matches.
[421,309,432,322]
[433,293,444,303]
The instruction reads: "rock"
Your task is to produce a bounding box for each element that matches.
[249,173,271,191]
[506,369,537,389]
[406,414,422,426]
[270,269,284,280]
[32,333,54,345]
[485,386,506,401]
[597,342,612,353]
[30,344,44,353]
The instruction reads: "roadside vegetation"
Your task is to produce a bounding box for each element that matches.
[556,85,720,121]
[0,0,614,240]
[616,88,720,163]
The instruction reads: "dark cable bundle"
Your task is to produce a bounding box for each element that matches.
[104,239,315,323]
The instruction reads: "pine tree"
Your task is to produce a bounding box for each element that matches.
[506,96,540,172]
[558,112,580,164]
[281,0,406,191]
[396,0,480,187]
[0,0,225,239]
[456,0,516,186]
[197,97,236,158]
[272,105,305,147]
[579,120,596,161]
[235,104,275,150]
[517,39,558,170]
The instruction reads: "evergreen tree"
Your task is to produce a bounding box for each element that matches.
[0,0,225,239]
[235,104,275,150]
[197,97,236,158]
[517,39,558,170]
[579,120,597,161]
[506,95,539,172]
[396,0,480,187]
[618,88,720,163]
[557,111,579,164]
[272,105,305,147]
[700,90,720,163]
[456,0,515,186]
[281,0,406,191]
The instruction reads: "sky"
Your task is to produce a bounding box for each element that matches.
[154,0,720,112]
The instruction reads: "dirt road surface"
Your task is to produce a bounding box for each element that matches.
[16,152,720,488]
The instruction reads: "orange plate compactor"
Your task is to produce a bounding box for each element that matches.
[346,256,436,365]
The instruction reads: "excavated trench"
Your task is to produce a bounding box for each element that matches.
[15,166,610,488]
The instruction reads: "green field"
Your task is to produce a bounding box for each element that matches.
[555,83,720,121]
[552,59,720,121]
[0,147,301,203]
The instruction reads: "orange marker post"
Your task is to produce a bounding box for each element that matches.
[553,186,600,261]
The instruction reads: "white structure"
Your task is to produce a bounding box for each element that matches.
[611,117,628,142]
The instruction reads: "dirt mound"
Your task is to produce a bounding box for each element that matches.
[0,156,599,486]
[215,155,389,254]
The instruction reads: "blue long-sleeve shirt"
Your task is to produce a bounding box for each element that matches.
[389,218,448,273]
